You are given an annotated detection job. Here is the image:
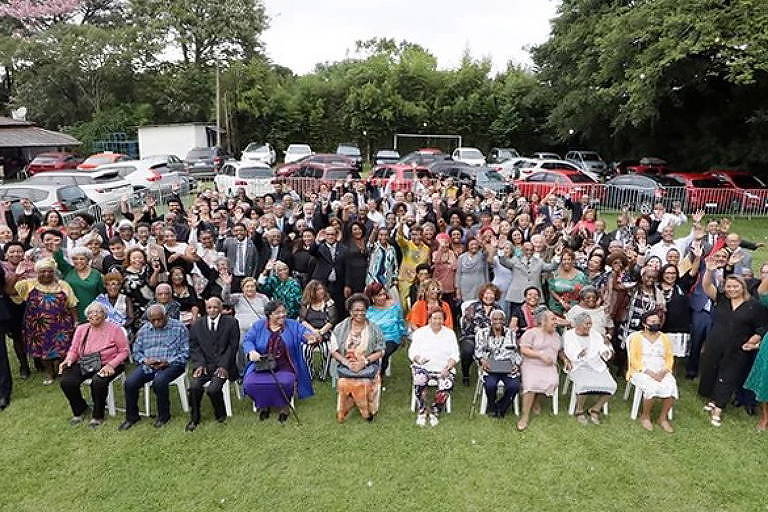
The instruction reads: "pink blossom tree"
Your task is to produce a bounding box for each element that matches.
[0,0,80,21]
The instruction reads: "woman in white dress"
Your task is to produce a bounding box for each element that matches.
[625,311,678,433]
[565,286,613,342]
[563,313,616,425]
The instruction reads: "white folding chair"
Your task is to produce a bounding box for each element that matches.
[410,377,452,413]
[141,373,189,417]
[475,366,520,416]
[81,374,121,417]
[203,379,234,417]
[566,381,609,416]
[629,380,673,420]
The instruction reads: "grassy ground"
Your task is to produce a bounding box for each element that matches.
[2,342,768,511]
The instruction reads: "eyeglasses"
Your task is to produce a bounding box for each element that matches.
[350,309,366,314]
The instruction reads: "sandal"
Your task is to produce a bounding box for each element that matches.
[588,409,601,425]
[703,402,716,412]
[574,411,588,425]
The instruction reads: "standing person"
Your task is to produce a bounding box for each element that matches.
[342,221,369,298]
[625,312,678,432]
[15,258,78,385]
[2,242,32,379]
[217,223,258,289]
[0,262,10,409]
[299,280,337,381]
[364,282,407,377]
[52,246,104,323]
[185,297,239,432]
[310,226,347,317]
[366,227,399,302]
[454,239,489,305]
[58,302,129,427]
[498,242,558,310]
[432,233,458,306]
[242,301,319,423]
[94,272,134,333]
[474,309,521,418]
[547,248,590,315]
[699,257,767,427]
[517,307,562,431]
[459,284,503,386]
[258,260,303,319]
[119,304,189,430]
[396,223,431,312]
[408,308,459,427]
[407,279,454,330]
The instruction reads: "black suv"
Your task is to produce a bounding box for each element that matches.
[336,143,363,171]
[185,147,231,177]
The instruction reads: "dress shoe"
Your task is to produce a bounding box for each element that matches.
[153,418,170,429]
[366,414,375,423]
[278,413,289,424]
[118,419,140,431]
[185,421,198,432]
[258,409,270,421]
[0,397,9,410]
[215,416,227,424]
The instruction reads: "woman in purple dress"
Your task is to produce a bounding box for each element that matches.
[242,300,320,423]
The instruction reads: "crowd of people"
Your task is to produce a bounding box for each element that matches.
[1,176,768,433]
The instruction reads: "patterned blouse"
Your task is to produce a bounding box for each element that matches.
[258,274,303,319]
[474,326,522,378]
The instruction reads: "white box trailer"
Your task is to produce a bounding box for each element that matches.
[137,123,217,159]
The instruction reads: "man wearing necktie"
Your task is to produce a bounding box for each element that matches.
[185,298,239,432]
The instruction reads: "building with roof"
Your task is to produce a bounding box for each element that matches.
[0,116,81,179]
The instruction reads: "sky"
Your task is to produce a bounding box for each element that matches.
[260,0,560,75]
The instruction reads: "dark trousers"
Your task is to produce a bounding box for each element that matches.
[0,334,11,400]
[381,342,399,375]
[188,373,227,423]
[59,363,124,420]
[687,309,712,376]
[124,364,186,422]
[328,281,346,321]
[484,374,520,416]
[698,340,754,410]
[459,338,475,379]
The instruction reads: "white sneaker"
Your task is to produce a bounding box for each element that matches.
[416,413,427,427]
[428,414,439,427]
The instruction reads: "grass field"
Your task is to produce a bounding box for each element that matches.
[2,215,768,512]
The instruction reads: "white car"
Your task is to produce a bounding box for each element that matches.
[491,157,538,179]
[517,159,600,181]
[241,142,276,166]
[531,152,562,160]
[215,161,275,198]
[26,169,132,206]
[451,147,486,166]
[284,144,313,164]
[97,160,191,195]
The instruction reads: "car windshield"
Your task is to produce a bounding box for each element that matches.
[337,146,361,157]
[485,170,504,181]
[287,145,310,153]
[244,143,268,153]
[239,168,272,178]
[569,173,594,183]
[461,149,484,159]
[580,152,602,161]
[1,188,50,201]
[82,155,115,166]
[186,149,213,159]
[731,175,765,188]
[326,169,357,180]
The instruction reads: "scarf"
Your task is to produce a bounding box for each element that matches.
[522,303,537,329]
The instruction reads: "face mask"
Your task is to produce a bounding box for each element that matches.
[646,324,662,332]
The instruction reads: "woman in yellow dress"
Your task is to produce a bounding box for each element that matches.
[396,221,431,312]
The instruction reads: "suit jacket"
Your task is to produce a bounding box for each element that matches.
[310,241,346,286]
[93,221,119,248]
[217,236,258,277]
[189,315,239,376]
[255,240,294,275]
[498,255,558,303]
[592,231,613,251]
[273,215,292,235]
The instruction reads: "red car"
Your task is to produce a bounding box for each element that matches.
[77,152,129,170]
[367,164,434,191]
[26,152,80,175]
[708,169,768,211]
[276,153,355,177]
[667,172,742,212]
[514,170,603,202]
[615,157,672,175]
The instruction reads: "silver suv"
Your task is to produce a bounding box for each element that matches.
[565,150,608,176]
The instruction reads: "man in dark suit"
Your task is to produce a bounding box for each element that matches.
[254,228,293,275]
[591,219,613,250]
[271,203,293,235]
[93,210,119,249]
[185,297,239,431]
[311,225,346,315]
[217,223,258,288]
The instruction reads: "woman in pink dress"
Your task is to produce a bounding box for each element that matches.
[517,306,562,431]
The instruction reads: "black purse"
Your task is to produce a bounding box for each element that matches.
[79,328,103,376]
[487,359,515,375]
[253,354,277,373]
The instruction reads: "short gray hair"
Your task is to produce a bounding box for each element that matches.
[572,312,592,327]
[533,305,550,324]
[146,303,167,318]
[84,301,107,317]
[70,246,93,261]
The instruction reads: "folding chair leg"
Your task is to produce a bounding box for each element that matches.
[561,376,571,395]
[513,394,520,416]
[143,383,152,417]
[176,376,189,413]
[623,380,632,400]
[630,386,642,420]
[552,388,559,415]
[106,380,116,417]
[222,380,233,417]
[568,385,577,415]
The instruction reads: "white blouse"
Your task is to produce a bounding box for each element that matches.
[408,325,460,373]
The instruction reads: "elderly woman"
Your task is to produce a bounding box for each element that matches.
[565,286,612,341]
[563,313,616,425]
[517,307,562,431]
[53,245,105,323]
[94,272,134,332]
[432,232,458,304]
[84,233,108,271]
[299,280,337,381]
[365,282,407,376]
[625,311,677,432]
[142,283,181,322]
[243,300,319,423]
[258,260,303,319]
[459,283,503,386]
[58,301,130,427]
[455,238,489,304]
[223,276,268,339]
[2,242,33,378]
[330,294,385,422]
[123,247,160,327]
[408,308,459,427]
[15,258,78,385]
[407,278,453,330]
[475,309,521,418]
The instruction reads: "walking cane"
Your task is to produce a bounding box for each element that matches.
[267,366,301,425]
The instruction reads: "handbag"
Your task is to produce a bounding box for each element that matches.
[487,359,515,375]
[253,354,277,373]
[337,361,380,379]
[79,328,103,376]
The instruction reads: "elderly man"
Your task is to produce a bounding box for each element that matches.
[185,297,239,431]
[724,233,753,276]
[255,228,292,275]
[647,224,696,263]
[119,304,189,430]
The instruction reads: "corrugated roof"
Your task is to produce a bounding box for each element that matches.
[0,126,81,147]
[0,116,32,127]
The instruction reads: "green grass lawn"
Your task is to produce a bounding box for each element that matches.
[2,342,768,512]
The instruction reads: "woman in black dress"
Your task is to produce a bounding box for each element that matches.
[291,229,317,288]
[169,266,201,326]
[342,221,369,297]
[299,280,337,380]
[700,257,767,427]
[659,253,699,358]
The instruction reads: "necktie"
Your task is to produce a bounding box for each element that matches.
[209,319,216,332]
[107,226,114,239]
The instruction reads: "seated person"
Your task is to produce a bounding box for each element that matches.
[474,309,521,418]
